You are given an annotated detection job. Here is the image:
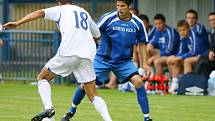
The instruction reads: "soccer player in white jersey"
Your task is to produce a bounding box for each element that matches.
[3,0,112,121]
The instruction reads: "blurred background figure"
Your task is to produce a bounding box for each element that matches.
[147,13,179,78]
[167,20,203,93]
[184,9,209,74]
[139,14,156,42]
[195,12,215,78]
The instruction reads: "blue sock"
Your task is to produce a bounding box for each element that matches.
[136,85,150,114]
[69,85,86,113]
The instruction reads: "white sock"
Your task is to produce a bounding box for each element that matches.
[172,78,178,83]
[42,117,55,121]
[144,114,149,118]
[92,96,112,121]
[72,103,77,108]
[38,79,53,109]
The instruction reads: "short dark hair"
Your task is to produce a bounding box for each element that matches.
[154,13,166,22]
[208,12,215,17]
[177,20,189,28]
[56,0,72,5]
[130,7,139,15]
[139,14,149,23]
[116,0,133,6]
[186,9,198,20]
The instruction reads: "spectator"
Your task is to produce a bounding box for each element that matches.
[147,13,179,78]
[167,20,204,93]
[195,12,215,77]
[184,9,209,74]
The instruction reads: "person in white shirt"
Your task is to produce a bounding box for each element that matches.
[3,0,112,121]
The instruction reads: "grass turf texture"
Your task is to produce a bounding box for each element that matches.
[0,83,214,121]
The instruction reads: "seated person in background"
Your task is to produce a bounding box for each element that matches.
[195,12,215,77]
[184,9,209,74]
[147,13,179,79]
[139,14,156,41]
[167,20,204,93]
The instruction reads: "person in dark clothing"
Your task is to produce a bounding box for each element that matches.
[195,12,215,77]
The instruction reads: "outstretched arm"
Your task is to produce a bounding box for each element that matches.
[3,10,45,29]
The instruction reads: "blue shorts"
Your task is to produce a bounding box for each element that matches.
[93,59,138,86]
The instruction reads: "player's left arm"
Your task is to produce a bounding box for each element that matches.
[3,10,45,29]
[138,22,151,76]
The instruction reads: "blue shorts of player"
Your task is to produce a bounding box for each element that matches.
[93,58,150,115]
[93,59,138,85]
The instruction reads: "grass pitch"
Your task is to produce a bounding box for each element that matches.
[0,83,214,121]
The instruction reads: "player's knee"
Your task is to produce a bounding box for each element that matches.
[37,72,51,81]
[132,79,143,88]
[184,58,190,65]
[167,59,172,65]
[153,59,160,67]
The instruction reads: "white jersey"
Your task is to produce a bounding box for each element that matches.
[43,5,100,61]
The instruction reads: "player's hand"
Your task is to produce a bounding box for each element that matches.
[0,39,3,47]
[3,22,19,29]
[142,65,151,79]
[209,51,215,61]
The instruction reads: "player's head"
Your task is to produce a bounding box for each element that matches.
[177,20,190,38]
[208,12,215,29]
[186,9,198,28]
[116,0,133,17]
[139,14,150,29]
[130,7,139,16]
[154,13,166,31]
[56,0,72,5]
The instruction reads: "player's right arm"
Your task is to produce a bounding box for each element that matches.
[3,6,61,29]
[3,10,45,29]
[90,18,101,41]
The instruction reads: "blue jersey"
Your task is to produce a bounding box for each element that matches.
[192,23,209,53]
[95,11,148,64]
[150,26,180,56]
[177,30,205,59]
[148,25,156,42]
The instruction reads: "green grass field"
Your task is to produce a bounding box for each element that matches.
[0,83,215,121]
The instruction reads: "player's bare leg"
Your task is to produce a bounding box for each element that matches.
[167,56,183,93]
[153,57,168,77]
[184,56,199,74]
[31,67,56,121]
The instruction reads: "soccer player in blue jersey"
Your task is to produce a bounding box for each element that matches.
[61,0,152,121]
[184,9,209,74]
[147,14,180,80]
[167,20,206,93]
